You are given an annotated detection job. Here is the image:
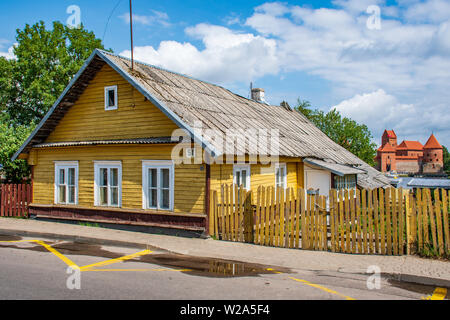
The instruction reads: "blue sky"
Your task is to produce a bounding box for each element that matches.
[1,0,449,147]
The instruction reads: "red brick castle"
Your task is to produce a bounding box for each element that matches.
[375,130,444,174]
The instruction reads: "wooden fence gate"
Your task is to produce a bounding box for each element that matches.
[210,185,450,257]
[0,184,32,218]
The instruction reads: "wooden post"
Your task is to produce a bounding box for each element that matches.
[243,191,253,243]
[442,189,449,254]
[405,191,411,255]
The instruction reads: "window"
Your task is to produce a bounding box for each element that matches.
[233,164,250,190]
[104,85,118,110]
[94,161,122,207]
[275,163,287,189]
[334,175,357,191]
[54,162,78,205]
[142,161,174,211]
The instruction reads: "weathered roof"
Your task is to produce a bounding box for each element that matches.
[13,49,390,189]
[423,134,443,149]
[407,178,450,189]
[304,158,365,176]
[32,137,177,149]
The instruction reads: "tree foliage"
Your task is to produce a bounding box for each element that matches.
[443,145,450,175]
[295,101,377,166]
[0,21,107,182]
[0,21,106,126]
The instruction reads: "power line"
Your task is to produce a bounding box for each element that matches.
[102,0,124,42]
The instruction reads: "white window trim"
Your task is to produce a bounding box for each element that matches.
[54,161,79,205]
[233,164,251,190]
[104,85,118,111]
[94,161,122,207]
[142,160,175,211]
[275,163,288,190]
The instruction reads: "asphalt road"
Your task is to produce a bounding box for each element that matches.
[0,235,447,301]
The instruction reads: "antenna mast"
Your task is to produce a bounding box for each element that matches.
[129,0,134,70]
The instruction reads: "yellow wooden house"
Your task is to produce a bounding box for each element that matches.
[13,50,389,235]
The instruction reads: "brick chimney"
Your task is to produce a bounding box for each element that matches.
[251,88,265,102]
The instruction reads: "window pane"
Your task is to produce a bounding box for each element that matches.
[110,168,118,187]
[108,89,115,107]
[149,169,157,188]
[241,170,247,188]
[68,186,75,204]
[100,186,108,205]
[149,188,157,208]
[110,187,118,206]
[59,169,65,185]
[68,168,75,186]
[236,171,241,186]
[100,168,108,186]
[58,185,66,203]
[161,169,170,189]
[161,189,170,209]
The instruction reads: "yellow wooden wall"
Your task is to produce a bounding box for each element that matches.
[45,64,179,142]
[32,145,206,214]
[210,160,301,197]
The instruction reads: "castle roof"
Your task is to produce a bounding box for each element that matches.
[384,129,397,138]
[423,134,442,149]
[396,140,423,150]
[378,143,396,152]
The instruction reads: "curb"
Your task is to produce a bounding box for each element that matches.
[1,227,449,290]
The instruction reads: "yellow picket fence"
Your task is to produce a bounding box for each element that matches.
[210,185,450,257]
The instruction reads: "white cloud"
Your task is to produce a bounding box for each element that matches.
[119,10,171,27]
[121,24,279,84]
[119,2,450,146]
[0,42,16,60]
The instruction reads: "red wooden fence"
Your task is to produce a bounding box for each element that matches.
[0,184,32,218]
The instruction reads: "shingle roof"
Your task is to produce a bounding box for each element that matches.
[378,143,396,152]
[13,49,390,189]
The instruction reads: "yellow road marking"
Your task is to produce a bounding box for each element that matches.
[0,239,78,268]
[79,249,152,271]
[83,268,192,272]
[423,287,447,300]
[266,268,356,300]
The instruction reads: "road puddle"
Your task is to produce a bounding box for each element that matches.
[131,253,289,278]
[0,238,288,278]
[0,235,23,241]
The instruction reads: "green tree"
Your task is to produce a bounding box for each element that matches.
[443,145,450,175]
[295,101,377,166]
[0,21,108,182]
[0,123,34,183]
[0,21,107,126]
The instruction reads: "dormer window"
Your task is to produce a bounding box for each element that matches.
[104,85,118,110]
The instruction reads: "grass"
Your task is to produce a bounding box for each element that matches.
[77,221,100,228]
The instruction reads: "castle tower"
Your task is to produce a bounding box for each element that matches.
[422,134,444,174]
[382,130,397,148]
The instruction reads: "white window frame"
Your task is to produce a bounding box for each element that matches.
[54,161,79,205]
[94,161,122,207]
[275,163,287,190]
[104,85,118,111]
[233,164,251,190]
[142,160,175,211]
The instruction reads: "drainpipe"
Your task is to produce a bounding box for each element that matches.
[204,163,211,236]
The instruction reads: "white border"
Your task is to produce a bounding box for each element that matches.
[104,85,118,111]
[233,164,251,190]
[54,161,79,205]
[94,161,122,207]
[275,163,287,189]
[142,160,175,211]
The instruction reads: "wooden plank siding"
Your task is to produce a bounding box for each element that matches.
[45,64,179,143]
[31,145,206,214]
